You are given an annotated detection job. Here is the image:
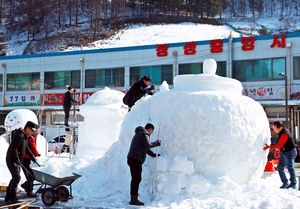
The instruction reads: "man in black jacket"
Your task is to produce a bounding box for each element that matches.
[127,123,161,206]
[5,121,39,204]
[123,75,155,110]
[63,86,77,126]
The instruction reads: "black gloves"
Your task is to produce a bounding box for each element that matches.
[156,140,161,146]
[32,157,37,164]
[150,153,160,157]
[145,85,155,93]
[16,159,21,165]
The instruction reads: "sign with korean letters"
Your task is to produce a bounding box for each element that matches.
[4,93,41,106]
[4,92,94,106]
[242,85,285,100]
[156,33,286,56]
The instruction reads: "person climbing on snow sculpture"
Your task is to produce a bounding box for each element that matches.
[123,75,155,111]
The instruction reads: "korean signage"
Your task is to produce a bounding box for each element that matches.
[3,92,94,106]
[290,85,300,100]
[156,33,286,57]
[244,85,300,101]
[43,92,94,105]
[4,94,41,106]
[243,85,285,100]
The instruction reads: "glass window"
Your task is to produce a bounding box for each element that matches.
[0,74,2,91]
[293,57,300,79]
[273,58,286,79]
[233,61,246,81]
[179,63,201,75]
[162,65,173,85]
[246,59,271,81]
[112,68,125,87]
[85,70,95,88]
[233,58,285,81]
[129,67,140,85]
[7,73,40,91]
[85,68,124,88]
[141,66,161,84]
[179,61,226,77]
[45,71,80,89]
[71,71,80,88]
[129,65,173,85]
[216,62,227,77]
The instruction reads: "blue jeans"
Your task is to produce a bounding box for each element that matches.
[277,148,297,185]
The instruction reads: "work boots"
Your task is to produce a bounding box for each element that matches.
[129,195,144,206]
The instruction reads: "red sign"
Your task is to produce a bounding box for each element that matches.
[257,87,267,97]
[241,36,255,51]
[155,32,287,56]
[270,33,286,48]
[183,42,196,55]
[210,39,223,53]
[43,92,94,105]
[156,44,169,57]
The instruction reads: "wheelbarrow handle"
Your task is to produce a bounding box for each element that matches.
[20,163,35,179]
[34,161,41,167]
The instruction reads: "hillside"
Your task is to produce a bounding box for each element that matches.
[1,6,300,56]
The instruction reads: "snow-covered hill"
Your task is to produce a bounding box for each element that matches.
[5,16,300,56]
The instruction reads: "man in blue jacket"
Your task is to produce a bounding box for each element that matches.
[127,123,161,206]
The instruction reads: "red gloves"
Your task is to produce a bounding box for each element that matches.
[263,144,270,151]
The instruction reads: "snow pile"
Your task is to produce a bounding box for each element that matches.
[78,87,127,158]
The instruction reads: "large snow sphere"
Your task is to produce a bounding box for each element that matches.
[117,59,270,192]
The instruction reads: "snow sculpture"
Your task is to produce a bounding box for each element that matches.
[79,88,127,157]
[4,109,47,156]
[114,58,269,191]
[93,59,270,200]
[4,109,38,130]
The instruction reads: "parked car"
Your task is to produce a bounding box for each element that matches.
[47,135,66,153]
[48,133,78,154]
[43,125,78,154]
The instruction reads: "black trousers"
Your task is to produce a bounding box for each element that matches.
[21,158,34,194]
[5,160,21,201]
[127,158,142,196]
[123,95,136,108]
[63,106,71,126]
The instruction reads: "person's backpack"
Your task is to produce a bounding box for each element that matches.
[7,128,19,143]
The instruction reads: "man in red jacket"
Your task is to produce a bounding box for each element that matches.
[263,121,297,189]
[21,128,41,197]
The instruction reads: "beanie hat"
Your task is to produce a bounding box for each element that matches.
[24,121,39,131]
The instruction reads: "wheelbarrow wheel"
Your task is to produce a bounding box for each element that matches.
[57,186,69,202]
[42,188,56,206]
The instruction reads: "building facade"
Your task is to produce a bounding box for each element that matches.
[0,32,300,139]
